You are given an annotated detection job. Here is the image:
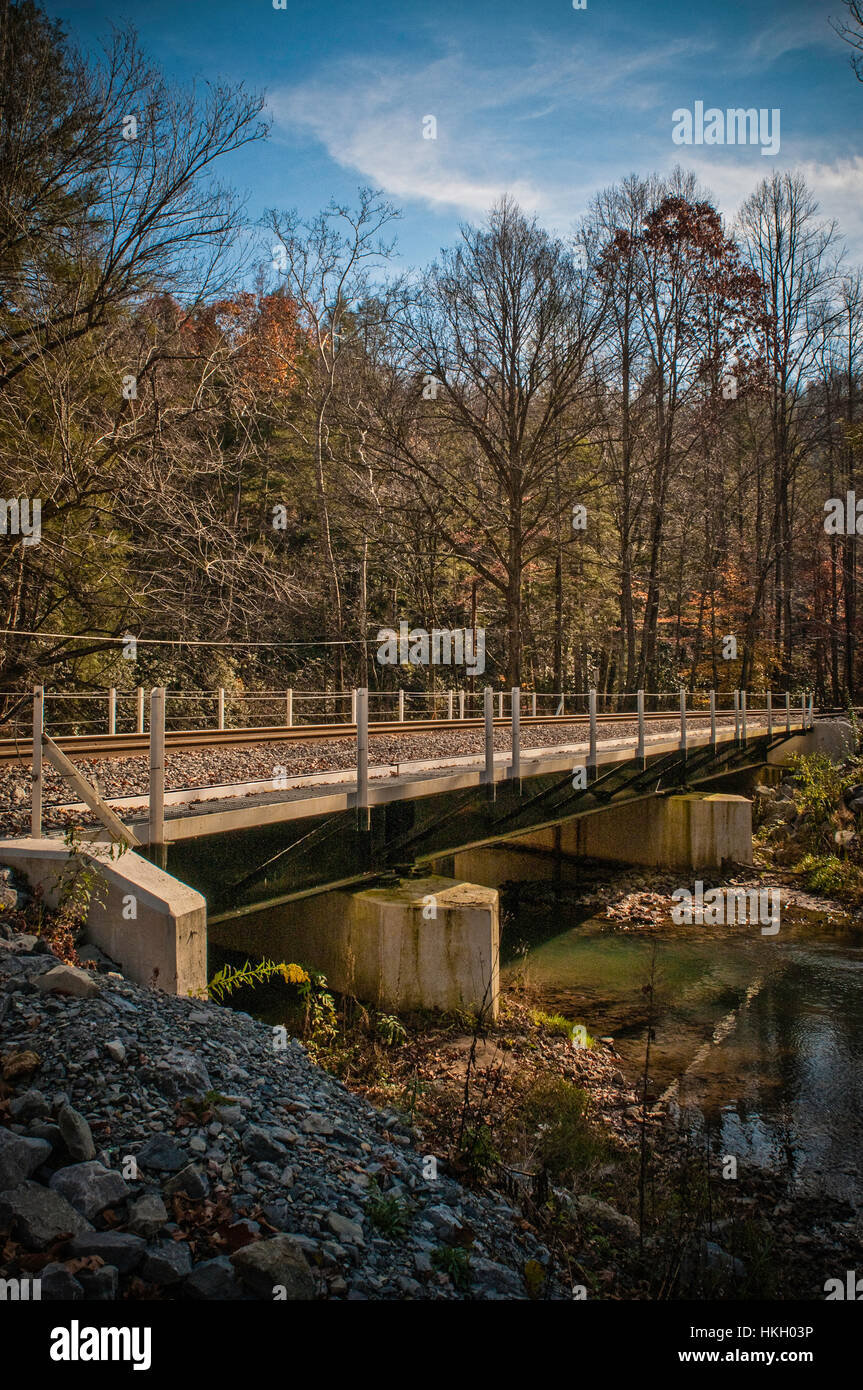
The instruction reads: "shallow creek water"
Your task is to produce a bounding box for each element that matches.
[502,902,863,1206]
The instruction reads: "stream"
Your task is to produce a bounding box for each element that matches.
[502,899,863,1206]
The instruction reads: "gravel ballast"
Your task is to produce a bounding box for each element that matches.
[0,716,747,836]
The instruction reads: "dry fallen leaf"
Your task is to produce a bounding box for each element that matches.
[1,1050,41,1082]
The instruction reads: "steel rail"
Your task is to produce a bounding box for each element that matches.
[0,709,768,763]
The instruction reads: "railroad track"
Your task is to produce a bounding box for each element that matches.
[0,709,764,763]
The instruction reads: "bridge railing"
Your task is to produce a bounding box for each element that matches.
[349,685,815,817]
[1,685,816,740]
[23,683,815,844]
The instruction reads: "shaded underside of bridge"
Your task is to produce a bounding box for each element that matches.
[170,727,791,925]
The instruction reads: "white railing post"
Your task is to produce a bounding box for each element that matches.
[136,686,145,734]
[398,689,405,722]
[108,687,116,736]
[356,687,369,825]
[637,688,645,765]
[31,685,43,838]
[556,693,564,716]
[734,690,740,742]
[351,689,357,725]
[741,690,747,746]
[218,687,225,731]
[531,692,537,718]
[509,687,521,783]
[459,690,465,720]
[801,692,806,733]
[709,689,717,750]
[286,688,293,727]
[808,692,814,729]
[484,686,495,794]
[766,691,773,740]
[679,688,687,755]
[785,691,791,736]
[588,688,597,778]
[498,690,503,720]
[149,688,166,849]
[447,689,454,721]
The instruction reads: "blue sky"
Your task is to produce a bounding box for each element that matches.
[45,0,863,268]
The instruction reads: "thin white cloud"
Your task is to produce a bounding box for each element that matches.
[661,153,863,261]
[743,8,844,69]
[268,30,863,262]
[794,155,863,258]
[269,36,710,220]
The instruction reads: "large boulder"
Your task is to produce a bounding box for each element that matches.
[9,1090,50,1123]
[231,1235,315,1299]
[141,1240,193,1285]
[49,1162,129,1220]
[57,1104,96,1163]
[149,1051,211,1100]
[184,1256,244,1300]
[163,1164,210,1200]
[559,1191,640,1246]
[0,1181,92,1249]
[135,1135,187,1173]
[127,1193,168,1237]
[242,1126,288,1165]
[65,1230,146,1274]
[0,1130,51,1191]
[35,964,100,999]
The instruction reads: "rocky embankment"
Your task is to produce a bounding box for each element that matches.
[754,775,856,862]
[0,933,562,1301]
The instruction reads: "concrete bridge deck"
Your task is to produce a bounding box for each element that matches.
[55,716,773,844]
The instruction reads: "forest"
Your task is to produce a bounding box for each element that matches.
[2,0,862,714]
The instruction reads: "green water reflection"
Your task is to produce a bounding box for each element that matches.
[503,906,863,1204]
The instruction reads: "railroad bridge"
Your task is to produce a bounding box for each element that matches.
[0,686,848,1016]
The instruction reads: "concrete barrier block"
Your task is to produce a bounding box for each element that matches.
[0,839,206,996]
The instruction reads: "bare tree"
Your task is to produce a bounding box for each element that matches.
[366,196,606,686]
[265,190,400,689]
[832,1,863,80]
[739,173,842,681]
[0,4,268,392]
[587,175,653,691]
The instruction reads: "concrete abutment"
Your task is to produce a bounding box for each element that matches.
[446,792,753,889]
[0,838,207,996]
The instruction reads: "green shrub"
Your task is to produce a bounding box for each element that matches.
[520,1077,607,1179]
[794,853,861,896]
[530,1010,595,1046]
[431,1246,472,1292]
[787,752,863,845]
[374,1013,407,1047]
[457,1123,500,1179]
[207,958,310,1003]
[366,1182,409,1239]
[303,971,338,1044]
[530,1009,572,1037]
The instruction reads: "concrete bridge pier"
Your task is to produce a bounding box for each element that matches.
[438,792,753,891]
[208,875,500,1020]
